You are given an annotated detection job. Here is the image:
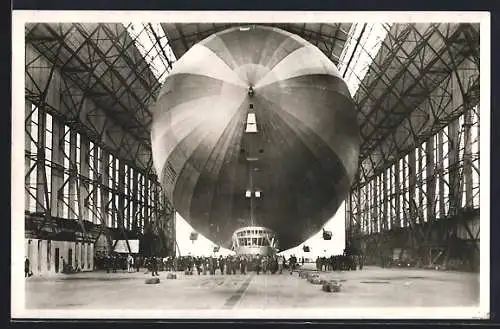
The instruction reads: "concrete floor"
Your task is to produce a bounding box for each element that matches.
[25,265,479,311]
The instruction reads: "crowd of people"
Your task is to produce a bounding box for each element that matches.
[94,253,306,276]
[93,252,366,276]
[315,254,365,271]
[25,252,362,278]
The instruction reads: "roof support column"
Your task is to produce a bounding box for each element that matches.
[131,168,139,232]
[448,118,461,216]
[373,176,379,233]
[426,135,436,222]
[24,101,33,211]
[463,104,473,207]
[394,160,401,228]
[437,130,445,219]
[100,149,110,227]
[80,136,90,222]
[118,160,126,229]
[35,109,47,213]
[382,169,388,232]
[68,130,77,219]
[52,117,65,218]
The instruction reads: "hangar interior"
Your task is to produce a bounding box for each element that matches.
[23,22,480,274]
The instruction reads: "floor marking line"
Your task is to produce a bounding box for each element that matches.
[223,275,253,309]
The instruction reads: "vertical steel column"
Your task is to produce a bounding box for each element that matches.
[100,149,110,227]
[426,136,436,221]
[35,110,47,213]
[90,144,99,224]
[407,149,417,254]
[437,130,445,219]
[68,130,77,219]
[345,192,351,233]
[131,168,139,232]
[52,117,65,217]
[143,175,149,230]
[394,160,401,228]
[118,160,125,229]
[354,187,361,234]
[24,102,33,210]
[382,169,388,232]
[448,118,461,216]
[408,150,417,222]
[373,176,379,232]
[463,105,473,207]
[80,136,90,222]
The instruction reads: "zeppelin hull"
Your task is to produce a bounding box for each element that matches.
[151,26,360,251]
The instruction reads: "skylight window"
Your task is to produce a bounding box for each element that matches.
[125,23,177,84]
[338,23,392,96]
[245,112,258,133]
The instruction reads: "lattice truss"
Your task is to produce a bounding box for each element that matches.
[342,23,480,251]
[24,23,176,250]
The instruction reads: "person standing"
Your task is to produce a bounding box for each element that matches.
[255,255,261,275]
[61,256,66,273]
[278,256,284,274]
[211,257,217,275]
[196,257,202,275]
[219,256,225,275]
[135,256,141,272]
[241,257,248,274]
[202,258,208,275]
[151,256,159,276]
[25,257,31,278]
[226,256,232,275]
[262,256,268,274]
[127,254,133,273]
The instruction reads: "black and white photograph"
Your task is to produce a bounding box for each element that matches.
[11,11,490,319]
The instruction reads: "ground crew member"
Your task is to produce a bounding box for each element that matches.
[219,256,225,275]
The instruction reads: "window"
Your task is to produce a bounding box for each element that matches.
[44,113,53,209]
[76,133,81,174]
[96,146,103,224]
[415,148,422,224]
[72,132,81,217]
[389,165,394,229]
[339,23,392,96]
[434,134,441,219]
[471,105,480,208]
[124,165,130,230]
[442,128,450,215]
[25,104,39,212]
[459,115,466,207]
[399,158,404,227]
[108,154,114,227]
[125,23,176,84]
[404,154,410,226]
[245,112,258,133]
[421,142,428,222]
[62,125,71,219]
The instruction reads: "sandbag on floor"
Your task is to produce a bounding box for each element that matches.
[322,280,341,292]
[145,277,160,284]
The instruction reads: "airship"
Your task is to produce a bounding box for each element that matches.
[150,25,360,254]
